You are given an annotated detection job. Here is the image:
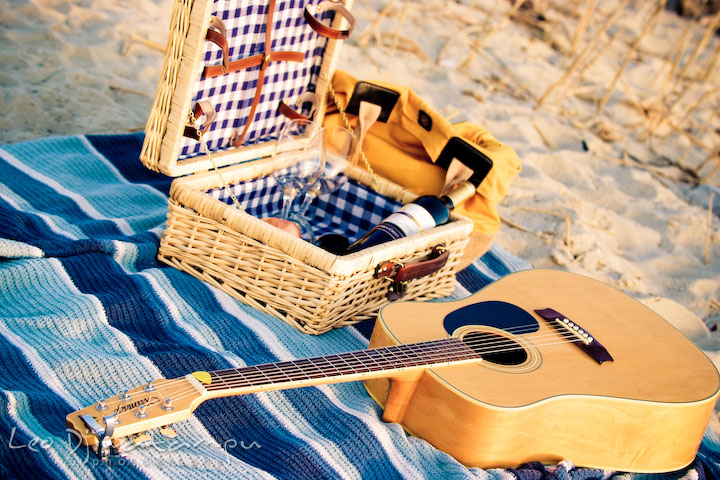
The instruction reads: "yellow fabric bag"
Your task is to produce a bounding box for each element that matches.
[323,71,522,249]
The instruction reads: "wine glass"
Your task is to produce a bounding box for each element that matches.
[271,120,325,222]
[292,126,353,242]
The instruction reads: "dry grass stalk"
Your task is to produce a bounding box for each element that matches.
[677,86,720,126]
[665,9,720,113]
[652,9,698,117]
[705,192,715,265]
[561,27,622,102]
[700,148,720,184]
[387,0,410,67]
[458,0,527,70]
[515,206,571,244]
[569,0,598,58]
[377,33,430,61]
[698,144,720,179]
[109,85,151,97]
[500,215,530,232]
[701,40,720,81]
[122,33,166,55]
[535,0,632,109]
[532,121,554,149]
[358,0,396,48]
[663,115,715,153]
[563,211,571,246]
[617,77,649,120]
[476,49,536,101]
[596,0,666,115]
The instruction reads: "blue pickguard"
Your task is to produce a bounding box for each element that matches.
[443,301,538,335]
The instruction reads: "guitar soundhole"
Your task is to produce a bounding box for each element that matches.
[462,331,528,366]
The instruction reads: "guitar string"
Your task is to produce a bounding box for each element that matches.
[93,328,588,409]
[202,323,586,384]
[89,328,590,411]
[201,329,584,390]
[202,322,582,385]
[90,334,589,416]
[94,328,586,407]
[87,334,590,421]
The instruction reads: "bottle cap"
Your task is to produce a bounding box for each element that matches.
[442,180,476,209]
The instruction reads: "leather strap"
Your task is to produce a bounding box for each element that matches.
[277,91,318,123]
[183,100,216,140]
[203,50,304,78]
[206,16,229,74]
[304,0,355,40]
[374,245,450,301]
[351,101,382,165]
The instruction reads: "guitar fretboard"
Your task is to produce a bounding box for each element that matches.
[204,338,478,392]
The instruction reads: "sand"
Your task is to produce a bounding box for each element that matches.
[2,0,720,418]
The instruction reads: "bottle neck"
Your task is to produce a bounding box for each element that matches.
[441,180,476,210]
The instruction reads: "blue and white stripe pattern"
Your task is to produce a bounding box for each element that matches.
[180,0,332,159]
[0,133,717,479]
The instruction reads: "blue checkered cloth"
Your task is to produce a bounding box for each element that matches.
[180,0,332,159]
[207,173,402,242]
[0,133,718,480]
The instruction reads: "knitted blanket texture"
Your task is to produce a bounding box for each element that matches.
[0,133,718,480]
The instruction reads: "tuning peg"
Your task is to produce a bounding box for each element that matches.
[161,398,174,411]
[95,400,108,412]
[133,432,152,447]
[120,391,131,402]
[135,405,147,418]
[144,382,156,392]
[159,426,178,439]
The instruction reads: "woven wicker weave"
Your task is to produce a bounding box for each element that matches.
[159,160,472,334]
[141,0,472,334]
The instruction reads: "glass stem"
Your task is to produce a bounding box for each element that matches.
[297,191,317,218]
[280,186,297,220]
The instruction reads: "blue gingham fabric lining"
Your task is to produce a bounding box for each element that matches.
[179,0,333,159]
[207,175,403,242]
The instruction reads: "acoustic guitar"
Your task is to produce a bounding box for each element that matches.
[66,269,720,472]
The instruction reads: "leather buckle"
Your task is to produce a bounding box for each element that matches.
[374,245,450,301]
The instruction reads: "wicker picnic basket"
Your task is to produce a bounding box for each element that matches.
[139,0,473,334]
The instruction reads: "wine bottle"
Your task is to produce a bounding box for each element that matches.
[345,180,477,253]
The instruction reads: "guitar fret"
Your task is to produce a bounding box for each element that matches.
[364,349,387,371]
[288,360,312,380]
[309,356,343,378]
[293,358,327,380]
[253,365,274,383]
[204,338,480,392]
[234,368,253,387]
[348,351,372,373]
[335,352,359,373]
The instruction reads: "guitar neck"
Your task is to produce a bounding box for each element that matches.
[190,338,480,398]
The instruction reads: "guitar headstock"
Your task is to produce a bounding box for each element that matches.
[66,376,205,459]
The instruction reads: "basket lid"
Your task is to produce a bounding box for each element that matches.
[140,0,354,177]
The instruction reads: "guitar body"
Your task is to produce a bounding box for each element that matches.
[365,269,719,472]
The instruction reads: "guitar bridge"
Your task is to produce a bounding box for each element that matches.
[534,308,614,364]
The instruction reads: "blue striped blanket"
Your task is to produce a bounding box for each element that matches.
[0,134,718,480]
